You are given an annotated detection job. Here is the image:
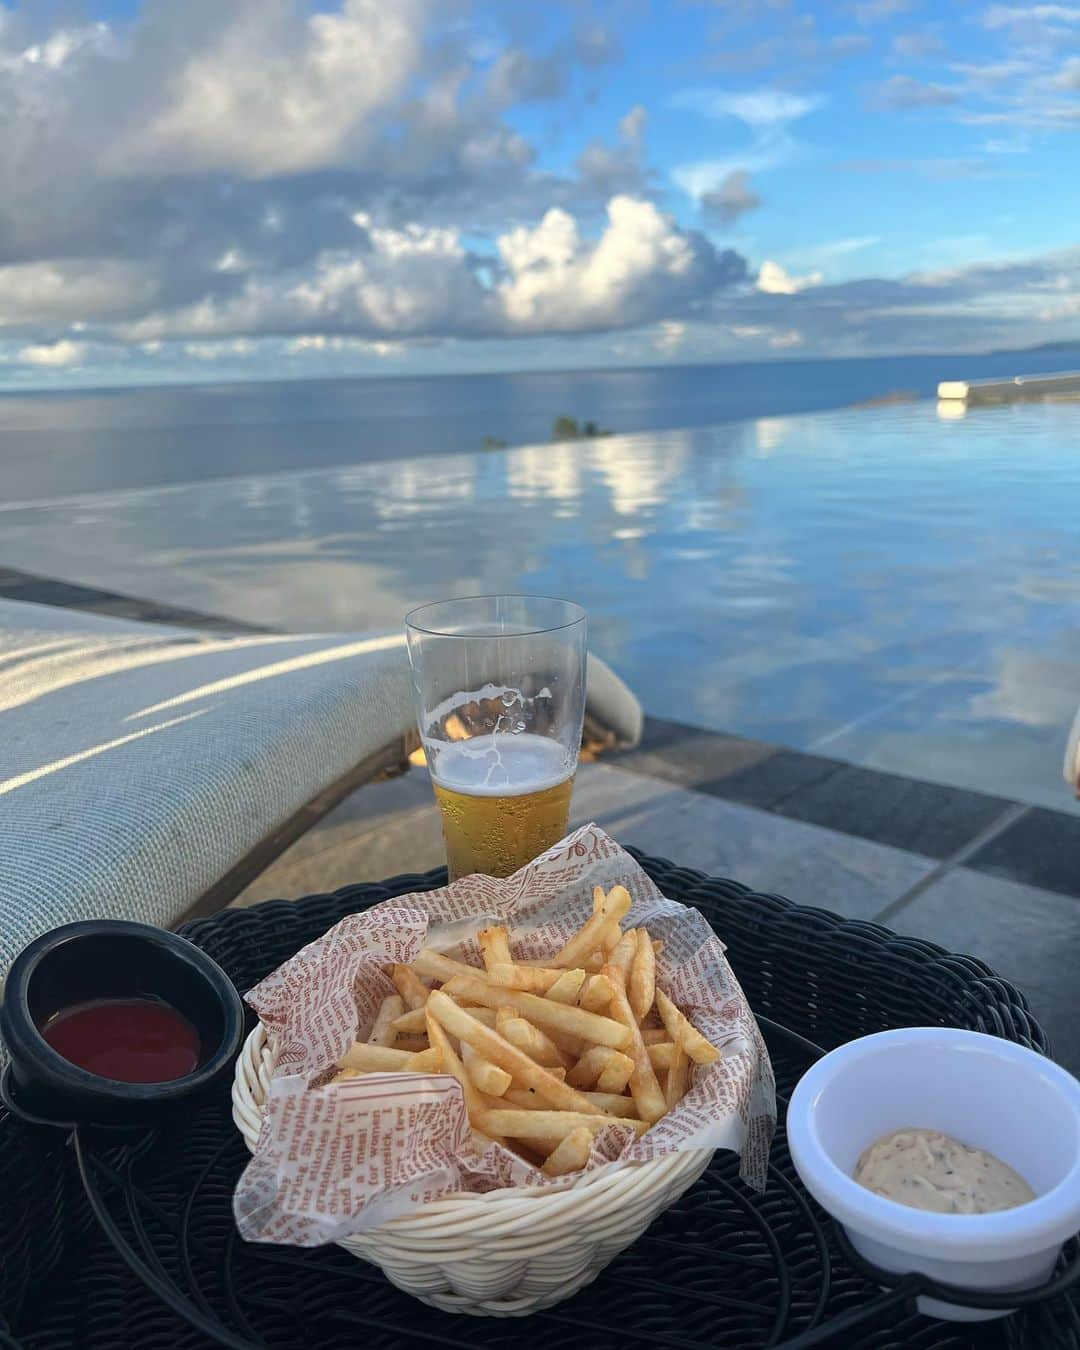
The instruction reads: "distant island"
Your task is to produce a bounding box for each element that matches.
[482,415,613,450]
[551,415,613,441]
[991,339,1080,356]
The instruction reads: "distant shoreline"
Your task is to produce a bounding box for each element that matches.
[2,341,1080,401]
[3,346,1080,504]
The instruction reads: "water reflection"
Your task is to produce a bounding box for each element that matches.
[2,402,1080,812]
[507,442,583,505]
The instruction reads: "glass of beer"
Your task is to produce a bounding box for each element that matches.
[405,595,586,880]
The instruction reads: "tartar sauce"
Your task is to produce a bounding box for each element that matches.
[853,1128,1035,1214]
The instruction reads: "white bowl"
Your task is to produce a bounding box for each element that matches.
[787,1028,1080,1322]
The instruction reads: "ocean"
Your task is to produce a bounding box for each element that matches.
[2,346,1079,503]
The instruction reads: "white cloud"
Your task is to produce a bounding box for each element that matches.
[769,330,804,348]
[488,48,567,105]
[17,338,87,366]
[0,261,155,324]
[673,154,777,199]
[653,320,687,353]
[813,236,882,258]
[1050,55,1080,88]
[891,30,944,58]
[983,5,1080,29]
[757,260,822,294]
[286,334,401,356]
[701,170,762,224]
[1,0,1077,383]
[183,339,254,360]
[619,105,648,143]
[0,0,680,373]
[109,0,427,178]
[495,197,741,334]
[576,104,650,194]
[671,87,822,129]
[215,249,250,274]
[118,197,746,344]
[873,75,958,108]
[670,85,821,200]
[984,135,1031,153]
[711,244,1080,357]
[3,21,111,72]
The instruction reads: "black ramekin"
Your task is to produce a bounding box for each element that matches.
[0,920,245,1126]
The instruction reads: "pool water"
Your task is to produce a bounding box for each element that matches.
[3,400,1079,813]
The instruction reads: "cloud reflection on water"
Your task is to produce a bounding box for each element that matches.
[2,401,1079,810]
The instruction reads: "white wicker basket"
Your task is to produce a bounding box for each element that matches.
[232,1023,714,1316]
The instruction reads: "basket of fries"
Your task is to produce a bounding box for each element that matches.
[231,827,775,1316]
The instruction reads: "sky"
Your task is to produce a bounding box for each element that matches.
[0,0,1078,389]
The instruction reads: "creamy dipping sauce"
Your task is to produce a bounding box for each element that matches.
[854,1128,1035,1214]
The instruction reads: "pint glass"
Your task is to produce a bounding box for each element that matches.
[405,596,587,880]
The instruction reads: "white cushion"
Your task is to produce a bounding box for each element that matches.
[0,600,640,973]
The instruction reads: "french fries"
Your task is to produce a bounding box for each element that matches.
[665,1042,690,1110]
[549,886,631,967]
[579,973,614,1012]
[338,1043,441,1073]
[503,1085,639,1117]
[489,963,576,994]
[566,1045,621,1089]
[608,928,637,981]
[391,964,430,1011]
[425,1013,484,1118]
[389,1006,429,1035]
[656,989,722,1065]
[583,1090,640,1117]
[412,948,485,984]
[628,929,656,1021]
[518,952,605,973]
[368,994,405,1046]
[462,1041,512,1096]
[327,885,722,1181]
[647,1041,678,1070]
[439,976,630,1050]
[542,1127,593,1177]
[478,1109,649,1140]
[427,992,602,1115]
[478,924,512,971]
[603,964,667,1124]
[545,968,587,1004]
[426,1012,505,1147]
[393,1003,497,1035]
[496,1012,571,1069]
[596,1051,635,1093]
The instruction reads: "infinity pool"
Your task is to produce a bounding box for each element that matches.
[4,400,1079,812]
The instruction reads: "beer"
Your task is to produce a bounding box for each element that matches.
[406,595,587,881]
[431,733,574,879]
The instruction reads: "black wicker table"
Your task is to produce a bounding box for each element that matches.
[1,853,1077,1350]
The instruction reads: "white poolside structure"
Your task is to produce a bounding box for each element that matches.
[938,371,1080,406]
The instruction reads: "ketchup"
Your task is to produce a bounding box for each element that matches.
[40,997,201,1083]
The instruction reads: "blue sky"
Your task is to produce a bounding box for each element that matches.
[0,0,1078,387]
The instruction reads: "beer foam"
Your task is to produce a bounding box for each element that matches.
[431,732,572,797]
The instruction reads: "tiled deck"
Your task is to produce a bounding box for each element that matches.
[5,567,1078,1071]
